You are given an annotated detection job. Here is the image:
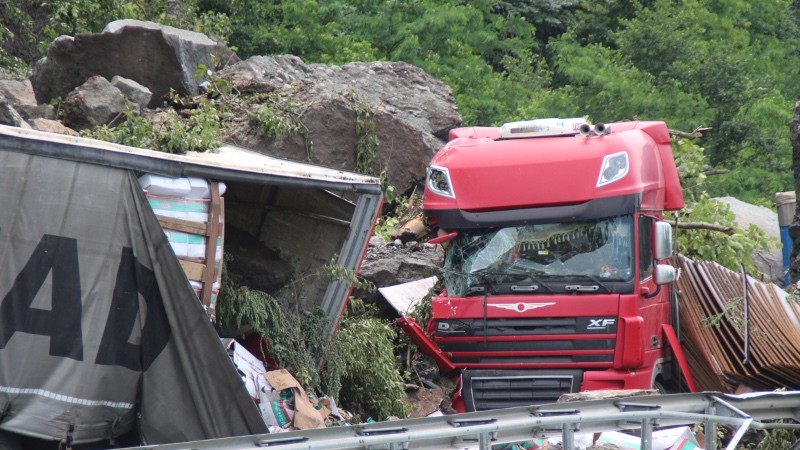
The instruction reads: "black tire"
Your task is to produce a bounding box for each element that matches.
[653,378,674,394]
[0,431,22,450]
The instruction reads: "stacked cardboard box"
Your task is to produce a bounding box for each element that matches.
[139,174,226,318]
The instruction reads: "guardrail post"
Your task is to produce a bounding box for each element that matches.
[705,403,717,450]
[561,423,574,450]
[641,418,653,450]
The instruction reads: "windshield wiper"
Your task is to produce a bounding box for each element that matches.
[564,274,611,293]
[508,274,553,294]
[466,284,490,296]
[463,267,503,296]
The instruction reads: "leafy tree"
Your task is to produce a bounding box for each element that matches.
[669,137,774,277]
[541,34,712,131]
[563,0,648,47]
[1,0,231,66]
[492,0,581,44]
[607,0,799,199]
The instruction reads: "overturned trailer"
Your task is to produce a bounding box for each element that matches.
[0,126,382,447]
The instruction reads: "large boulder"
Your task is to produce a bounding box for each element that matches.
[28,24,459,195]
[30,19,238,108]
[219,56,461,195]
[61,76,126,130]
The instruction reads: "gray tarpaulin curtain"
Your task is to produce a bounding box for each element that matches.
[0,150,267,444]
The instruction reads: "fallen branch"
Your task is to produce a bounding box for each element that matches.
[669,126,712,139]
[674,221,734,235]
[703,167,730,176]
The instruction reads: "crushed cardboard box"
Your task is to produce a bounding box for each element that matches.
[263,369,327,430]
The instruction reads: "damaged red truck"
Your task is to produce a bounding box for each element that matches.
[398,118,696,412]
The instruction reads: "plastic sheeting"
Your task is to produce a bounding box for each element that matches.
[0,150,267,444]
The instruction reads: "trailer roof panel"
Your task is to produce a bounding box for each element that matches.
[0,125,381,193]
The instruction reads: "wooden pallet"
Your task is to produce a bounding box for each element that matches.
[156,181,224,316]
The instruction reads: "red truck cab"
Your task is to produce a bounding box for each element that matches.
[398,118,693,412]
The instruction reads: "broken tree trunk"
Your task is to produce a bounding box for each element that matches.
[788,101,800,284]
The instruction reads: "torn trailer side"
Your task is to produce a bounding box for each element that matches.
[0,125,382,447]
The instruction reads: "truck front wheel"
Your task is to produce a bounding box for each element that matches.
[653,378,676,394]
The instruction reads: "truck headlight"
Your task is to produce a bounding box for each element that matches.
[427,166,455,198]
[597,151,629,187]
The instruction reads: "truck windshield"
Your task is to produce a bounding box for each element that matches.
[442,215,633,296]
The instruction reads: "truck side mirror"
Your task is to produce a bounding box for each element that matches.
[654,221,673,260]
[654,264,676,285]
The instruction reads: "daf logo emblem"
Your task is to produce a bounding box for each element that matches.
[490,302,555,313]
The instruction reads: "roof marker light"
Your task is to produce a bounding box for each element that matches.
[597,151,629,187]
[498,117,587,139]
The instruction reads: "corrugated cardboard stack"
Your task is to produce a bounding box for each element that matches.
[139,174,226,318]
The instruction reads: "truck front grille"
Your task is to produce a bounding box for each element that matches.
[462,369,583,411]
[434,317,616,367]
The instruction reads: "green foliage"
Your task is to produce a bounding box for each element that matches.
[348,92,380,175]
[82,105,154,148]
[336,299,410,420]
[223,0,380,64]
[245,92,315,160]
[373,216,399,242]
[407,278,442,330]
[755,423,798,449]
[250,103,301,139]
[1,0,232,65]
[217,262,333,389]
[215,250,407,421]
[195,63,233,99]
[669,138,775,277]
[10,0,800,205]
[162,99,223,153]
[546,35,713,131]
[379,169,396,206]
[83,97,222,154]
[217,255,405,419]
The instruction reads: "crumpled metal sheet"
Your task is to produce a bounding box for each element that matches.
[676,255,800,392]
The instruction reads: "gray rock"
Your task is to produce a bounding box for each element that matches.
[0,79,44,120]
[218,55,311,94]
[0,94,31,128]
[111,75,152,112]
[61,76,126,131]
[30,19,238,108]
[355,237,443,305]
[712,197,784,284]
[220,56,461,195]
[29,118,79,136]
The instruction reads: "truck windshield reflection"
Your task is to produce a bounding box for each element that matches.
[442,215,633,296]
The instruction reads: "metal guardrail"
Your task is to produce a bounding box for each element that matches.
[126,391,800,450]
